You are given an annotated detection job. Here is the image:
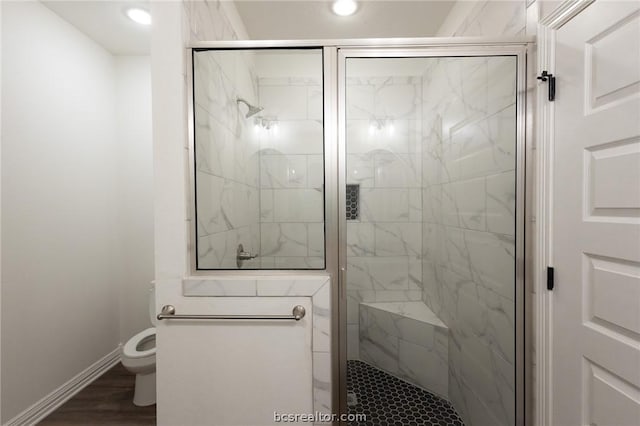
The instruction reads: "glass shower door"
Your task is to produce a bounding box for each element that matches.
[340,52,522,426]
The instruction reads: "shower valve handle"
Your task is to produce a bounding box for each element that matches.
[236,244,258,267]
[238,250,258,260]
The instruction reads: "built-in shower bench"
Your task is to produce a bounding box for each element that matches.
[359,301,449,398]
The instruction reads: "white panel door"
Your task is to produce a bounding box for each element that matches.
[552,1,640,425]
[156,287,313,426]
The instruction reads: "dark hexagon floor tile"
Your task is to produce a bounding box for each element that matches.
[347,360,465,426]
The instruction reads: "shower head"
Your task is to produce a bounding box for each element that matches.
[236,98,264,118]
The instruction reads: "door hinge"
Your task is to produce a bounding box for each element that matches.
[547,266,555,290]
[537,70,556,101]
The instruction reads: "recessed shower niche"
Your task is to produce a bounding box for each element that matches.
[192,48,325,270]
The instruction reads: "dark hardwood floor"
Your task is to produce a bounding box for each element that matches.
[40,363,156,425]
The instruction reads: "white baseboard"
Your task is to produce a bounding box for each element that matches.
[4,347,122,426]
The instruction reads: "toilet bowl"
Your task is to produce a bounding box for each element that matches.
[121,285,157,406]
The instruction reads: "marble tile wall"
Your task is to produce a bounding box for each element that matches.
[420,56,517,426]
[345,76,423,360]
[359,301,449,398]
[257,76,325,269]
[182,0,242,42]
[450,1,526,37]
[194,50,261,269]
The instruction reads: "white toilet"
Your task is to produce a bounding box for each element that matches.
[121,285,157,406]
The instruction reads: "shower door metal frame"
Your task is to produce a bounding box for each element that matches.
[336,42,531,426]
[186,37,533,426]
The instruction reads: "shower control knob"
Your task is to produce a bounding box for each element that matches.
[238,251,257,260]
[236,244,258,268]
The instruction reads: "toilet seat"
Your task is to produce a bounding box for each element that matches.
[123,327,156,359]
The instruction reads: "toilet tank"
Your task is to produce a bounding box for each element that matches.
[149,283,157,326]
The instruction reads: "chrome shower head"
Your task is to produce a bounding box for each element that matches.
[236,98,264,118]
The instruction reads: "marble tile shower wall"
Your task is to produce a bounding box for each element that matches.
[448,0,526,37]
[420,57,517,426]
[182,0,241,42]
[345,76,423,360]
[194,52,261,269]
[257,77,325,269]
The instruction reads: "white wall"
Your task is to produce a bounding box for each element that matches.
[0,0,4,421]
[151,1,188,282]
[1,2,119,421]
[1,2,153,422]
[115,56,154,340]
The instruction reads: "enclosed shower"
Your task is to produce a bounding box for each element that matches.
[190,41,525,426]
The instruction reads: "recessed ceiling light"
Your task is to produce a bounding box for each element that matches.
[332,0,358,16]
[126,8,151,26]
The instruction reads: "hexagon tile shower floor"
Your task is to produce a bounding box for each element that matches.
[347,360,465,426]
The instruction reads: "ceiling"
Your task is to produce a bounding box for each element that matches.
[235,1,456,40]
[42,1,151,55]
[42,1,455,56]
